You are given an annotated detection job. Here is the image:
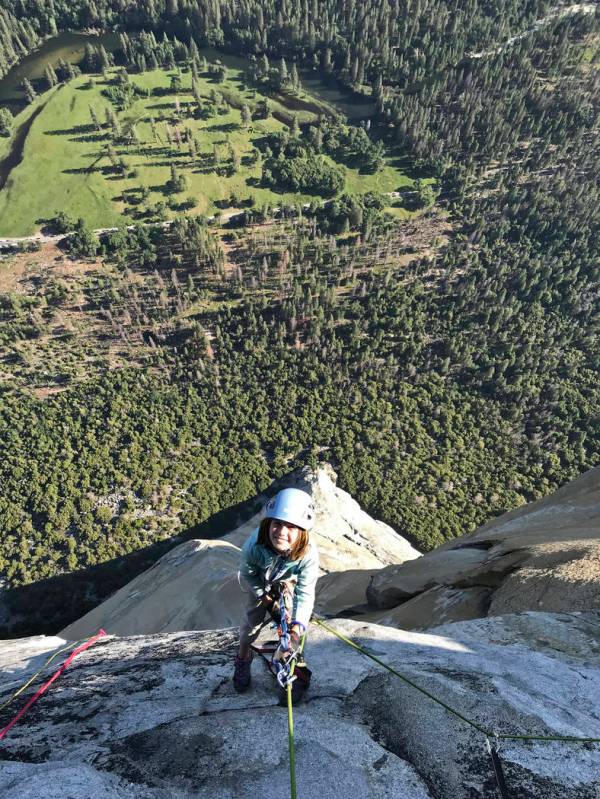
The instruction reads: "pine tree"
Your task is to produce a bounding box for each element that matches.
[291,114,300,137]
[90,106,101,130]
[44,64,58,89]
[98,45,111,72]
[0,108,13,137]
[279,57,288,83]
[83,43,97,72]
[260,54,270,77]
[22,78,37,104]
[290,62,300,91]
[241,104,252,129]
[109,109,121,138]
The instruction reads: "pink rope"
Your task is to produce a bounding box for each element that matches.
[0,629,106,741]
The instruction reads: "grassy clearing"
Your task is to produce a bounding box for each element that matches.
[0,83,124,235]
[0,57,415,236]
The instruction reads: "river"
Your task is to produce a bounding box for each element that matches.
[0,31,119,108]
[0,33,373,119]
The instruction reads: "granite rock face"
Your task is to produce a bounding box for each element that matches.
[60,465,419,639]
[1,612,599,799]
[366,466,600,629]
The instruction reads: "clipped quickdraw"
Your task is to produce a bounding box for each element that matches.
[272,591,298,690]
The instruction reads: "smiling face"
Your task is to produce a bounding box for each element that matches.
[268,518,302,554]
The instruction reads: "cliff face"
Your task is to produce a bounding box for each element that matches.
[60,465,419,639]
[1,467,599,798]
[364,466,600,629]
[1,612,599,799]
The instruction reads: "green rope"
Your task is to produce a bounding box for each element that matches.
[314,618,600,745]
[287,665,297,799]
[286,631,307,799]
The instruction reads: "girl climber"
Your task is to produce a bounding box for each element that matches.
[233,487,319,703]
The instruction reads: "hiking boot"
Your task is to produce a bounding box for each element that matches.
[278,681,307,706]
[233,653,253,692]
[278,664,312,706]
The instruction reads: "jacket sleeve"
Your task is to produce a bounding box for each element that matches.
[239,535,266,598]
[292,545,320,629]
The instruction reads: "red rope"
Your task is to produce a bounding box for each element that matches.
[0,629,106,741]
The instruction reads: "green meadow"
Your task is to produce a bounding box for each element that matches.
[0,58,415,236]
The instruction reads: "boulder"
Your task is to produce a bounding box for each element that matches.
[359,585,492,629]
[60,540,242,640]
[314,568,380,616]
[365,466,600,628]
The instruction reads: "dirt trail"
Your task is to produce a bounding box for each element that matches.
[0,195,411,248]
[0,209,251,249]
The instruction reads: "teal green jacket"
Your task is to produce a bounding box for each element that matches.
[240,527,320,629]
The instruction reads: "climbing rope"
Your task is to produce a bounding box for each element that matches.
[286,646,302,799]
[486,738,511,799]
[314,617,599,799]
[276,585,307,799]
[252,642,304,799]
[0,629,107,741]
[0,638,85,714]
[250,584,307,799]
[314,617,600,744]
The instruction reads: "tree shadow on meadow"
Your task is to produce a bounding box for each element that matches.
[61,166,103,175]
[68,132,110,144]
[44,122,98,137]
[203,121,241,134]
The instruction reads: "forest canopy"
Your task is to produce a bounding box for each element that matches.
[0,0,597,632]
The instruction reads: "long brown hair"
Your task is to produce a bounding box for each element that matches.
[258,518,310,561]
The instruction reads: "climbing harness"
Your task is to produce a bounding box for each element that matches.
[0,629,106,741]
[314,617,600,799]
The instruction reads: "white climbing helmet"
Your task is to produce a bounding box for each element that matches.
[264,488,315,531]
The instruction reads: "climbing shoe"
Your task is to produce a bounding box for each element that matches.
[233,653,253,692]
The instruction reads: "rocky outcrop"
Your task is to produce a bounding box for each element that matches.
[365,466,600,629]
[1,611,599,798]
[60,465,419,639]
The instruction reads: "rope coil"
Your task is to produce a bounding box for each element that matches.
[0,639,85,714]
[0,629,107,741]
